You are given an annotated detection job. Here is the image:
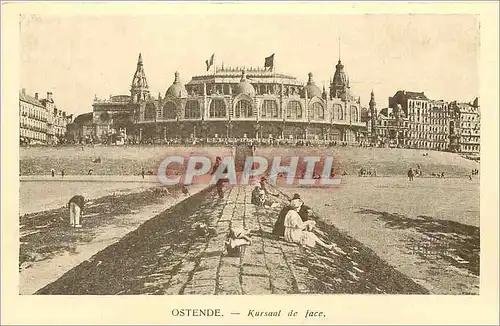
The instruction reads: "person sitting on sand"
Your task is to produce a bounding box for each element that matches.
[225,227,252,257]
[283,198,333,250]
[251,185,266,206]
[273,194,313,237]
[260,176,289,205]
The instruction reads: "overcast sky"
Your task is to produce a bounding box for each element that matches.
[20,14,479,116]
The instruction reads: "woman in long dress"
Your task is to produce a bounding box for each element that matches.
[283,199,333,250]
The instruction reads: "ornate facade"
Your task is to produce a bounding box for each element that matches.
[19,89,72,145]
[449,99,480,154]
[108,53,367,143]
[370,90,480,152]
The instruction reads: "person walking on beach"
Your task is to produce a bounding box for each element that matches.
[61,169,65,178]
[212,156,226,199]
[141,167,145,179]
[51,168,55,177]
[407,168,414,181]
[68,195,85,228]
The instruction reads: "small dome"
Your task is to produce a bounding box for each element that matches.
[234,70,256,97]
[301,72,322,98]
[165,71,188,98]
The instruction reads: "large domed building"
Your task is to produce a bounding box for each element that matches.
[94,53,367,143]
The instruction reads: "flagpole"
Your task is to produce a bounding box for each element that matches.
[213,54,216,77]
[273,54,276,93]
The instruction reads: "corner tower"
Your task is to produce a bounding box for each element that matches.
[130,53,150,103]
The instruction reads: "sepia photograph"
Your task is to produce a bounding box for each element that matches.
[2,2,499,325]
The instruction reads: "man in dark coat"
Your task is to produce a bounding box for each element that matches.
[407,168,414,181]
[212,156,228,199]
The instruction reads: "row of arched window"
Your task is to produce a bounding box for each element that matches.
[144,100,359,121]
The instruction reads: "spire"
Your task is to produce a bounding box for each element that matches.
[241,69,247,81]
[174,71,180,84]
[307,72,314,84]
[338,33,341,61]
[130,52,150,103]
[369,90,376,107]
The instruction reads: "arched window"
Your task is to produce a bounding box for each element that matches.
[163,101,177,119]
[287,101,302,119]
[235,99,253,118]
[311,102,325,120]
[185,101,200,119]
[334,104,343,120]
[209,99,226,118]
[350,106,359,122]
[261,100,278,118]
[145,103,156,120]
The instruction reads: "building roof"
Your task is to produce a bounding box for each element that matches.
[378,107,389,118]
[186,66,303,86]
[301,72,322,98]
[19,91,44,108]
[399,90,429,100]
[93,95,131,104]
[165,71,188,98]
[234,70,256,97]
[73,112,93,125]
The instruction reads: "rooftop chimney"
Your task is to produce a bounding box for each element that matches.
[22,88,26,95]
[47,92,53,102]
[35,93,39,100]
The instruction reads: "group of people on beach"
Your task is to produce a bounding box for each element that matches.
[249,178,334,251]
[270,193,333,250]
[407,164,423,181]
[50,168,65,178]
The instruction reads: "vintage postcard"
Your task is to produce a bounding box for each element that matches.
[2,1,499,325]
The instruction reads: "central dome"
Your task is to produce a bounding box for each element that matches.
[234,70,256,97]
[166,71,188,98]
[301,72,322,98]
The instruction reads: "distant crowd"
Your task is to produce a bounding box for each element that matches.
[23,137,408,149]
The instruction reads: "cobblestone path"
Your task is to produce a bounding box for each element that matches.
[37,185,427,295]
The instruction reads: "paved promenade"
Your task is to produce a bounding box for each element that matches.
[37,185,427,295]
